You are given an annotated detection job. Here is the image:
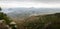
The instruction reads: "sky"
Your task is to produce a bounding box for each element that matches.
[0,0,60,8]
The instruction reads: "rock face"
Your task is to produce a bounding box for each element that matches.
[0,20,9,29]
[0,20,17,29]
[9,21,17,29]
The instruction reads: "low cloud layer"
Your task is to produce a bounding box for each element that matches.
[0,0,60,8]
[0,0,60,3]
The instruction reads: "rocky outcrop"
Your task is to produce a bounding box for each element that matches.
[0,20,9,29]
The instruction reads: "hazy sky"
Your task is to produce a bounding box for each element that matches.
[0,0,60,8]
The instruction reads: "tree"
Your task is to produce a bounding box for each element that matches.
[0,7,12,25]
[0,7,2,11]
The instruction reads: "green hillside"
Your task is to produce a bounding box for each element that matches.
[16,13,60,29]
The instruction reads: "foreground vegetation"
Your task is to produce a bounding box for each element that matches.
[16,13,60,29]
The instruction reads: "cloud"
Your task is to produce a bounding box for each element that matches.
[0,0,60,3]
[33,0,60,2]
[0,0,60,8]
[0,2,60,8]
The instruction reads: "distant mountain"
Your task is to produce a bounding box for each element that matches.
[2,8,60,19]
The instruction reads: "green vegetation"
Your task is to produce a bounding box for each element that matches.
[0,7,12,25]
[16,13,60,29]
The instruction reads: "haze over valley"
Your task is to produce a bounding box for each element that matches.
[1,7,60,19]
